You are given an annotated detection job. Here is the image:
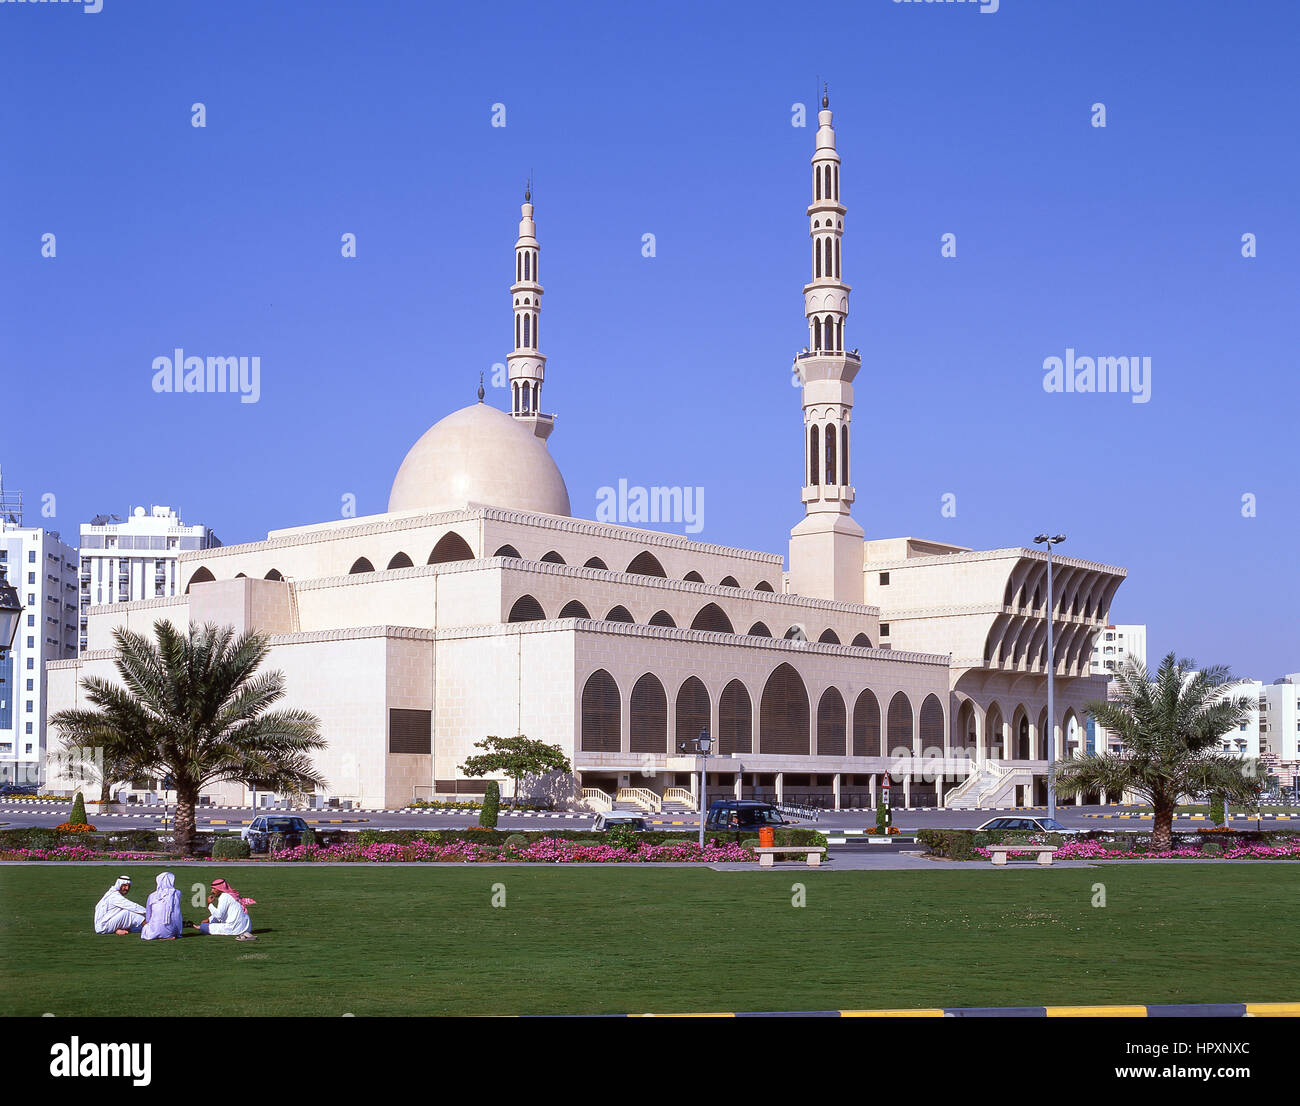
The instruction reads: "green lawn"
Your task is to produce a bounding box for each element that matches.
[2,864,1294,1016]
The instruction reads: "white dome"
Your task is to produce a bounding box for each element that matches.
[388,402,570,517]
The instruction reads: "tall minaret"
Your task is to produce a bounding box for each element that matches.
[788,89,865,603]
[508,183,554,440]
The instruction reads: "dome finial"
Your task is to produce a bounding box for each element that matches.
[477,372,485,402]
[822,82,829,109]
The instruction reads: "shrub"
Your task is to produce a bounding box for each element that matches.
[1210,795,1226,826]
[503,834,527,849]
[301,826,315,848]
[876,797,891,834]
[479,782,500,829]
[211,836,251,860]
[1202,840,1224,857]
[741,838,760,851]
[917,829,975,860]
[607,825,639,851]
[69,792,88,827]
[268,832,287,853]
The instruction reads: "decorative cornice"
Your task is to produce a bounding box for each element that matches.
[866,545,1127,576]
[84,594,187,617]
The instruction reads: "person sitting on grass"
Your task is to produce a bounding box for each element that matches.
[191,877,255,939]
[141,871,183,941]
[93,875,145,935]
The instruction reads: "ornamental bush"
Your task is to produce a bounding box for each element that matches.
[69,792,88,827]
[212,835,251,860]
[503,834,527,850]
[479,782,500,828]
[1210,795,1227,826]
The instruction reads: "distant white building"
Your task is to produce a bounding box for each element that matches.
[1259,675,1300,787]
[1090,623,1147,676]
[0,504,79,786]
[78,506,220,652]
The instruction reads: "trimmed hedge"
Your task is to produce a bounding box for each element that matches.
[479,782,500,829]
[339,827,830,851]
[212,836,251,860]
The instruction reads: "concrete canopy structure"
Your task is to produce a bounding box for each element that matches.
[45,96,1126,812]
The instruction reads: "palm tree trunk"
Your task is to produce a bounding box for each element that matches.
[1152,798,1175,851]
[174,785,199,856]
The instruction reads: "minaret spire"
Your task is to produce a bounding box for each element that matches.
[508,185,554,440]
[788,93,865,603]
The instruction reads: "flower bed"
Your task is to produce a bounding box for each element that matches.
[973,838,1300,862]
[267,836,754,864]
[0,846,165,862]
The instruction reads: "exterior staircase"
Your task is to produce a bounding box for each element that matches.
[944,760,1035,810]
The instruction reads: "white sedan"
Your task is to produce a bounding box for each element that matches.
[975,815,1082,836]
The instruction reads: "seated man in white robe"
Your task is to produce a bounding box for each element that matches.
[93,875,146,935]
[191,877,253,937]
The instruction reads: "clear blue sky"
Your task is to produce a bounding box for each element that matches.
[2,1,1296,678]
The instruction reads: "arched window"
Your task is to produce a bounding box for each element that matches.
[784,625,807,641]
[825,425,837,484]
[515,315,521,349]
[186,566,215,593]
[540,550,565,564]
[516,253,521,283]
[558,600,590,619]
[508,595,544,622]
[719,576,739,588]
[747,622,772,637]
[815,238,822,278]
[235,573,247,579]
[523,314,531,348]
[428,532,474,564]
[604,605,634,623]
[683,570,704,583]
[760,664,810,755]
[626,551,666,578]
[719,679,752,755]
[825,315,836,351]
[812,317,822,351]
[850,632,871,648]
[833,164,839,200]
[887,692,914,758]
[834,239,840,279]
[842,425,849,484]
[824,164,832,199]
[348,557,374,574]
[584,557,608,570]
[532,314,538,348]
[532,251,537,281]
[523,251,531,280]
[814,166,821,200]
[754,580,774,593]
[648,610,676,627]
[630,674,667,753]
[675,677,710,753]
[581,670,620,752]
[690,603,734,634]
[263,568,283,582]
[386,552,414,570]
[818,629,840,644]
[919,694,945,756]
[853,689,882,757]
[817,687,847,756]
[493,544,522,559]
[809,424,820,485]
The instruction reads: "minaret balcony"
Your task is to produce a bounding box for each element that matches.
[801,484,856,505]
[795,348,859,364]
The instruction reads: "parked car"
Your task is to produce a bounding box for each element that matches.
[593,811,648,832]
[704,799,789,831]
[0,782,38,796]
[241,815,310,852]
[975,815,1081,836]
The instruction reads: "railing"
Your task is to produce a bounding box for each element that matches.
[615,787,663,813]
[578,787,612,812]
[663,787,695,806]
[774,801,820,822]
[944,764,989,807]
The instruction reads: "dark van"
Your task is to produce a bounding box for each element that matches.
[705,800,788,831]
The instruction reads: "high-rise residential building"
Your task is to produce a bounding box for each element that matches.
[0,488,79,786]
[1090,624,1147,676]
[78,506,221,651]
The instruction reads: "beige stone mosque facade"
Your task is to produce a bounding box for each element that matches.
[47,97,1126,812]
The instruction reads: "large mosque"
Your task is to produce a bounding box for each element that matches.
[47,97,1125,812]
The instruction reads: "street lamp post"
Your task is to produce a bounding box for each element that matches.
[682,729,713,849]
[1034,533,1066,821]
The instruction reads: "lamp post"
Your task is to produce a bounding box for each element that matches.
[1033,533,1066,821]
[684,729,713,849]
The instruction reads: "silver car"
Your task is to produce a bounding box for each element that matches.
[976,815,1081,836]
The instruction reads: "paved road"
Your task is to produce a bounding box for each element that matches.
[0,802,1202,833]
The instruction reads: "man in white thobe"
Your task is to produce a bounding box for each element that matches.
[93,875,146,935]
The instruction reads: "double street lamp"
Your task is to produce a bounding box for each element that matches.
[680,729,713,849]
[1034,533,1066,821]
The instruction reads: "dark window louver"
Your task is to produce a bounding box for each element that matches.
[817,688,846,756]
[389,708,432,754]
[630,674,667,753]
[853,689,882,757]
[581,670,620,752]
[719,680,752,754]
[759,663,809,756]
[675,677,710,751]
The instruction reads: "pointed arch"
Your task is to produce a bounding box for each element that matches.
[604,605,634,623]
[558,600,590,619]
[428,532,474,564]
[235,573,247,579]
[809,424,820,484]
[851,632,871,648]
[493,544,522,559]
[648,610,676,627]
[747,622,772,638]
[853,689,882,757]
[626,551,666,578]
[675,677,710,752]
[683,570,705,583]
[690,603,734,634]
[186,568,214,593]
[818,628,840,644]
[817,687,847,756]
[825,424,837,484]
[584,557,608,570]
[754,580,774,592]
[581,670,620,752]
[887,692,914,758]
[630,673,667,754]
[538,550,565,565]
[348,557,375,574]
[507,595,544,622]
[784,625,807,641]
[919,694,945,756]
[719,575,740,588]
[263,569,283,582]
[386,552,414,570]
[760,664,810,756]
[719,679,753,755]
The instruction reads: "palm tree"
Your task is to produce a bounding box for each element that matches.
[50,620,325,855]
[50,735,132,805]
[1055,653,1260,850]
